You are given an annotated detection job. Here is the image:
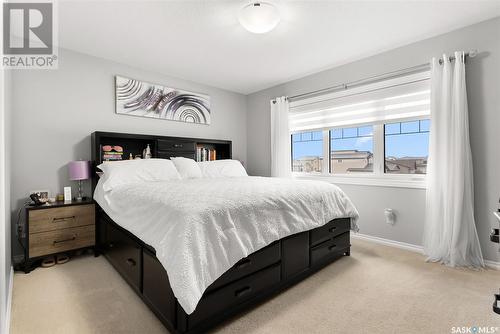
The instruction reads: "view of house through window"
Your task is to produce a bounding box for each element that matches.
[292,131,323,173]
[384,119,430,174]
[330,126,373,173]
[289,71,431,178]
[291,121,429,175]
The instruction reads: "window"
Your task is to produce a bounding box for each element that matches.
[385,120,430,174]
[291,131,323,173]
[287,71,431,186]
[330,126,373,173]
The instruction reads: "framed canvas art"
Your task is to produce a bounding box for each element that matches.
[115,76,211,125]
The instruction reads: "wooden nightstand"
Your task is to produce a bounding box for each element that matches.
[22,200,96,273]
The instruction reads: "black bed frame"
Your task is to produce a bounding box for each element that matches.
[91,131,351,334]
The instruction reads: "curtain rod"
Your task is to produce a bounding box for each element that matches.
[272,50,478,103]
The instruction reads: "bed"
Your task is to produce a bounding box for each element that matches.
[91,131,359,334]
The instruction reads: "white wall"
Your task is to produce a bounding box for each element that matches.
[8,48,248,259]
[246,17,500,262]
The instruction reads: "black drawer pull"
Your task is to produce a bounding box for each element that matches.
[53,236,76,245]
[126,258,136,266]
[329,226,337,233]
[52,216,76,222]
[328,244,337,251]
[173,144,183,148]
[108,242,114,248]
[235,286,251,298]
[235,258,251,269]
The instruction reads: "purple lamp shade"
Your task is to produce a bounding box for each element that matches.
[68,161,90,181]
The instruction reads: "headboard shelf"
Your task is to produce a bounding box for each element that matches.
[91,131,232,191]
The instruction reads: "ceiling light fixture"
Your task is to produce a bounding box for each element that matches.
[238,2,280,34]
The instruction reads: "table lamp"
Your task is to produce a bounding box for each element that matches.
[68,160,90,201]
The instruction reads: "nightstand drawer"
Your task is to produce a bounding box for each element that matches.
[29,225,95,258]
[29,204,95,234]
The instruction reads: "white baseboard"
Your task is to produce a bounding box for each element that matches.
[484,260,500,271]
[351,233,500,270]
[352,232,424,254]
[4,266,13,334]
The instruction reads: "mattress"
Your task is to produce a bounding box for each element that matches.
[94,176,359,314]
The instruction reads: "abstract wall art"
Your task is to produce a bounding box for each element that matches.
[115,76,211,125]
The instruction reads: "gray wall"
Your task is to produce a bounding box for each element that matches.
[9,48,248,259]
[246,17,500,262]
[6,19,500,264]
[1,69,12,334]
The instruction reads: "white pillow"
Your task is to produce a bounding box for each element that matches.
[198,160,248,178]
[171,157,202,179]
[97,159,181,192]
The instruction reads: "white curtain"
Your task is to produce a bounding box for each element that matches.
[423,52,484,268]
[270,96,291,177]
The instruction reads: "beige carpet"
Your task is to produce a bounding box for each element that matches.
[10,239,500,334]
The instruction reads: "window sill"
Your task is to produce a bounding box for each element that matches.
[292,173,426,189]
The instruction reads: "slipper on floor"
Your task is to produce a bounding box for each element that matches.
[56,254,69,264]
[41,257,56,268]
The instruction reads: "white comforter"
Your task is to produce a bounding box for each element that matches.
[94,176,359,314]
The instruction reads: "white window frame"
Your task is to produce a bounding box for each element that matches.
[290,79,430,189]
[290,71,430,189]
[292,120,428,189]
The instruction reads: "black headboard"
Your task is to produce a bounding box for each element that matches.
[91,131,232,192]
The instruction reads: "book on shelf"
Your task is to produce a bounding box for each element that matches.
[196,146,217,162]
[103,155,123,160]
[102,151,122,155]
[196,147,202,162]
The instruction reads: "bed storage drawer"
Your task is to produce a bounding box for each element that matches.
[310,232,350,265]
[143,250,176,328]
[310,218,350,247]
[189,264,280,329]
[105,223,141,292]
[207,242,280,292]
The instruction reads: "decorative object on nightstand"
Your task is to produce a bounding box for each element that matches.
[29,192,47,206]
[21,200,96,273]
[63,186,72,203]
[68,160,90,201]
[29,190,49,205]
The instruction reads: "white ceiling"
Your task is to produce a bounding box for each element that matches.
[58,0,500,94]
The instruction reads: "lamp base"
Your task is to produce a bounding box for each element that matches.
[76,180,84,202]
